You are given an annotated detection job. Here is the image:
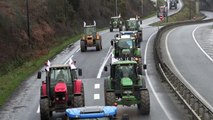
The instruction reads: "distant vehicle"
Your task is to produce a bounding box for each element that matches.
[110,15,123,32]
[170,0,177,9]
[37,60,84,120]
[124,17,143,42]
[80,21,102,52]
[66,106,117,120]
[157,6,167,18]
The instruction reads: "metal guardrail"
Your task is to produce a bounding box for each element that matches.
[154,18,213,120]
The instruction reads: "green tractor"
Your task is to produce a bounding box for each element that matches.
[110,15,123,32]
[80,21,102,52]
[104,60,150,115]
[124,17,143,42]
[111,34,145,74]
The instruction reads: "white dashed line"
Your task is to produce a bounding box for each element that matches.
[94,84,100,89]
[94,94,100,100]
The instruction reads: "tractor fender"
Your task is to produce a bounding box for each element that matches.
[74,79,83,94]
[138,75,146,88]
[41,81,47,97]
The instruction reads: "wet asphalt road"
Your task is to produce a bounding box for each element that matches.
[0,1,189,120]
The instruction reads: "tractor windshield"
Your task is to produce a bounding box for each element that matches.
[85,27,96,35]
[118,38,133,49]
[114,64,136,79]
[127,20,138,30]
[49,67,75,85]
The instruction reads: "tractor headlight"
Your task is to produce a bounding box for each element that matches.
[56,97,59,101]
[62,97,66,100]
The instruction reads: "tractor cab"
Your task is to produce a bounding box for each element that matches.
[110,15,123,32]
[125,18,140,31]
[84,24,96,37]
[111,61,138,81]
[112,34,140,60]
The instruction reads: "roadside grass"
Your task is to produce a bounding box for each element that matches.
[0,35,81,106]
[0,27,109,106]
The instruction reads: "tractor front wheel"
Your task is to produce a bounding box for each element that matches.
[80,41,86,52]
[40,98,50,120]
[138,89,150,115]
[73,95,84,107]
[105,92,116,106]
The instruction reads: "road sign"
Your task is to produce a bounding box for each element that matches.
[159,16,164,21]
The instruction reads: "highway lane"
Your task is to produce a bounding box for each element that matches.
[0,1,186,120]
[160,22,213,111]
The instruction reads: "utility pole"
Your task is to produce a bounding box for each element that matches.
[115,0,118,16]
[26,0,31,48]
[141,0,143,16]
[64,0,67,25]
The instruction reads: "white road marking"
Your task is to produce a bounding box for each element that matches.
[165,27,213,115]
[144,31,173,120]
[96,46,112,78]
[94,84,100,89]
[192,25,213,62]
[94,94,100,100]
[37,105,40,113]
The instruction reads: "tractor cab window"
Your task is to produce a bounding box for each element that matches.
[114,64,136,79]
[50,67,72,85]
[127,20,138,28]
[118,38,134,49]
[85,27,95,35]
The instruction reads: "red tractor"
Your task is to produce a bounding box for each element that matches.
[37,61,85,120]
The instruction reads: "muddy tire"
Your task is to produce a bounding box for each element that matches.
[105,92,116,106]
[138,89,150,115]
[73,95,84,107]
[80,41,86,52]
[96,40,101,51]
[40,98,50,120]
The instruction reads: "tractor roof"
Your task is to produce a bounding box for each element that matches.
[50,64,76,70]
[111,16,120,19]
[112,60,137,65]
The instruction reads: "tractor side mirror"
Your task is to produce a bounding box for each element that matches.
[110,40,114,46]
[143,64,147,70]
[78,69,82,76]
[37,71,42,79]
[104,66,108,71]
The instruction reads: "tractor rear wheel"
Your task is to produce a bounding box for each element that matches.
[96,40,101,51]
[105,92,116,106]
[80,41,86,52]
[73,95,84,107]
[138,89,150,115]
[40,98,50,120]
